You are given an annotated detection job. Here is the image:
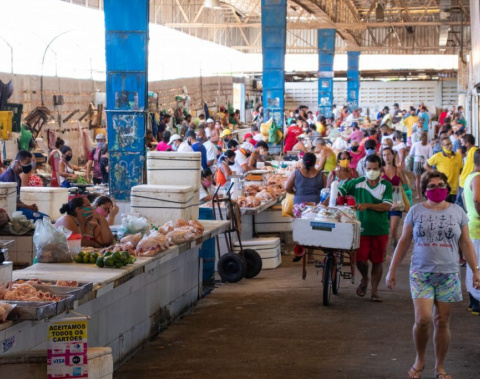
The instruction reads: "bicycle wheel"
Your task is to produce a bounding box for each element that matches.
[332,255,341,295]
[322,256,333,306]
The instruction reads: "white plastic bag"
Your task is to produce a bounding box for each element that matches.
[391,187,405,212]
[34,217,73,263]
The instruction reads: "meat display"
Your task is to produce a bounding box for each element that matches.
[0,302,14,322]
[0,282,61,302]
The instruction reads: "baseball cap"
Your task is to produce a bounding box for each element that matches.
[95,133,106,140]
[220,129,232,138]
[241,142,255,152]
[168,134,182,145]
[206,118,214,123]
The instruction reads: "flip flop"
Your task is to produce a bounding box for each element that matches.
[371,294,384,302]
[408,366,424,379]
[435,373,451,379]
[356,283,367,297]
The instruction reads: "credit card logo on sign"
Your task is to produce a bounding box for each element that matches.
[310,222,335,231]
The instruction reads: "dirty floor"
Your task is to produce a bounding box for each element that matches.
[115,248,480,379]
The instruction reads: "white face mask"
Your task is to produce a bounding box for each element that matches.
[172,143,178,151]
[365,169,380,181]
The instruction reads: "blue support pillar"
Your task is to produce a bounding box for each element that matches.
[347,51,360,111]
[317,29,336,118]
[104,0,149,201]
[261,0,287,147]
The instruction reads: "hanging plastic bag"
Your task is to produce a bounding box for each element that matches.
[33,217,73,263]
[281,193,294,218]
[405,155,414,172]
[391,187,405,212]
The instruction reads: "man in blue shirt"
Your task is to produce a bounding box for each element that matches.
[0,150,48,221]
[189,130,208,170]
[420,106,430,132]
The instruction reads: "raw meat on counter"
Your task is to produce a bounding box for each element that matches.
[120,233,142,248]
[0,302,14,322]
[0,282,61,302]
[15,279,79,287]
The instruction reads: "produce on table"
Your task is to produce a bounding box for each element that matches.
[0,302,14,322]
[71,176,90,185]
[73,251,99,264]
[96,250,136,268]
[0,282,61,302]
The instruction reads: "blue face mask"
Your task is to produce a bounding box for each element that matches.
[366,148,376,156]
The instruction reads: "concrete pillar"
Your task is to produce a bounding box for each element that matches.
[104,0,149,201]
[317,29,336,118]
[347,51,360,112]
[261,0,287,145]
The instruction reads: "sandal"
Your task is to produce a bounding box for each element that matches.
[435,373,451,379]
[371,294,384,302]
[408,366,424,379]
[356,282,367,297]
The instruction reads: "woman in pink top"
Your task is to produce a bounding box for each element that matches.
[156,131,172,152]
[349,141,365,170]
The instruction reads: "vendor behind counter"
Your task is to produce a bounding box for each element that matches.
[0,150,48,221]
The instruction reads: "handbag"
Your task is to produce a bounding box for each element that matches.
[282,192,294,217]
[391,186,405,212]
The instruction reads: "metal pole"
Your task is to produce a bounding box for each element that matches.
[0,36,13,74]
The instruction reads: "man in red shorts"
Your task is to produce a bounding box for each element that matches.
[339,154,392,302]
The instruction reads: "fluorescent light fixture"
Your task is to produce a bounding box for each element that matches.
[205,0,222,9]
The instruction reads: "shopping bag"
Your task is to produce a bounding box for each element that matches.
[401,185,411,213]
[391,187,405,212]
[281,193,294,217]
[33,217,72,263]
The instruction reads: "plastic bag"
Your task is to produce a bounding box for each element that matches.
[405,155,414,172]
[117,215,149,239]
[391,187,405,212]
[281,193,294,217]
[34,217,72,263]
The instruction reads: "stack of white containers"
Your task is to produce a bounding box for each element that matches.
[130,184,195,225]
[233,238,282,269]
[0,183,18,218]
[146,151,201,220]
[20,187,69,221]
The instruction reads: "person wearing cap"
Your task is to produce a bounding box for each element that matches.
[168,134,183,151]
[232,142,256,174]
[87,133,106,185]
[191,129,208,170]
[248,140,270,168]
[205,118,214,139]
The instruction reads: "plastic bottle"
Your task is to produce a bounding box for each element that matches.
[329,180,338,207]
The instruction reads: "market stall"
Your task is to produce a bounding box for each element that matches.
[0,219,228,369]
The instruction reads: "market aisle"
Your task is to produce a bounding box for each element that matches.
[115,246,480,378]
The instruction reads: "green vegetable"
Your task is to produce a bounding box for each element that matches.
[104,251,112,257]
[104,257,114,267]
[112,252,122,263]
[128,256,136,264]
[96,257,104,267]
[83,253,91,264]
[74,255,83,264]
[121,251,130,265]
[92,252,99,260]
[77,251,85,258]
[115,262,123,269]
[72,176,90,185]
[89,256,96,264]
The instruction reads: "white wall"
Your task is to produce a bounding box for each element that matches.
[285,79,458,115]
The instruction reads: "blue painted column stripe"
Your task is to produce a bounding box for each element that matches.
[318,29,335,118]
[347,51,360,112]
[261,0,287,145]
[104,0,149,201]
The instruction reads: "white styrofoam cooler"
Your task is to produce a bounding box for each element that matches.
[131,184,194,225]
[19,187,68,221]
[292,218,361,250]
[147,151,201,191]
[255,207,293,233]
[0,183,17,217]
[234,237,282,269]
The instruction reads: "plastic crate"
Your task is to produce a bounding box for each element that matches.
[2,103,23,133]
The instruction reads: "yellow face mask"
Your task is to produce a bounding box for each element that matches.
[442,147,452,154]
[339,159,350,168]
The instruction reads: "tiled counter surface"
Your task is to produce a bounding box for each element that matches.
[0,220,228,369]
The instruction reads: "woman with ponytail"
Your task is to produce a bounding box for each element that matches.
[285,152,326,263]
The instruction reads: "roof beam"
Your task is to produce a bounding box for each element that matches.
[231,45,459,52]
[164,21,469,29]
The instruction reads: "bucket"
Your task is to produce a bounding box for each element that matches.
[199,207,215,283]
[67,233,82,255]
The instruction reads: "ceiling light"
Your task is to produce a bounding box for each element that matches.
[205,0,222,9]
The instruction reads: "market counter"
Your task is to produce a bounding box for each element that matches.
[0,220,229,369]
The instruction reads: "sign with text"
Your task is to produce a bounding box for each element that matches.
[47,318,88,378]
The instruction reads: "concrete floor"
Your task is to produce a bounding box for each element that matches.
[115,248,480,379]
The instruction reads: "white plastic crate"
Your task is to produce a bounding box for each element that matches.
[234,237,282,269]
[20,187,68,221]
[255,207,293,233]
[131,184,194,225]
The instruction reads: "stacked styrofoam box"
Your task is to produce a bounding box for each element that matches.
[255,206,293,233]
[0,183,18,218]
[234,237,282,269]
[146,151,201,220]
[7,236,35,266]
[130,184,194,225]
[20,187,69,221]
